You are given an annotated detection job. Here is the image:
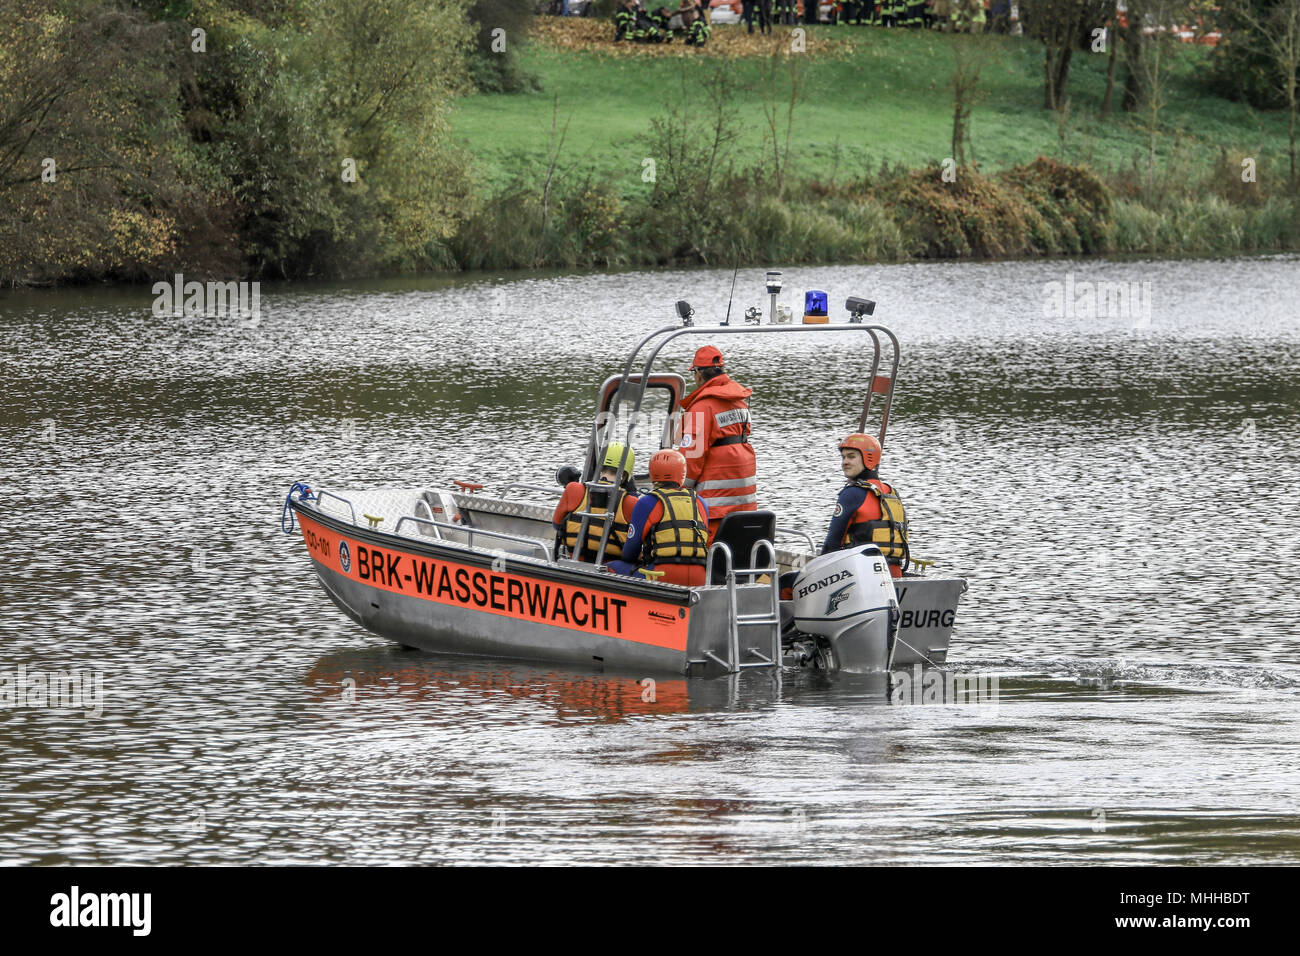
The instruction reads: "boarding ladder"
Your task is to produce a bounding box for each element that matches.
[570,480,628,565]
[699,539,782,674]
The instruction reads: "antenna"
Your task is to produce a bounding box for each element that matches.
[722,263,740,326]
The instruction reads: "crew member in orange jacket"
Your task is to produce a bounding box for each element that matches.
[676,345,757,541]
[822,433,910,577]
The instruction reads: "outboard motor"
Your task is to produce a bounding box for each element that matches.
[789,546,898,672]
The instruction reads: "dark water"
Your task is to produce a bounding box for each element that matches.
[2,256,1299,864]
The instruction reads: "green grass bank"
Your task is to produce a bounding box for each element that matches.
[443,21,1299,270]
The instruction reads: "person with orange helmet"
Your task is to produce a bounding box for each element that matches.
[676,345,757,542]
[609,449,710,586]
[822,432,910,577]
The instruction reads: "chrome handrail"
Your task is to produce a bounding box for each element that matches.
[774,526,817,554]
[314,490,357,526]
[391,516,552,563]
[501,483,559,497]
[414,498,441,540]
[705,541,739,673]
[704,540,782,674]
[749,539,782,670]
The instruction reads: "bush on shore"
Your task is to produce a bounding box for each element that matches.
[0,0,476,286]
[3,8,1297,286]
[446,153,1297,272]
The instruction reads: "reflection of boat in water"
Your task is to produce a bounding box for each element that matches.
[305,649,694,721]
[303,648,895,722]
[283,283,966,677]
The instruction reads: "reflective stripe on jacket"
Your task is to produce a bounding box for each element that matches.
[677,373,757,520]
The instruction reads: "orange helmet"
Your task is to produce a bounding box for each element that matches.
[691,345,724,369]
[649,448,688,484]
[838,433,881,470]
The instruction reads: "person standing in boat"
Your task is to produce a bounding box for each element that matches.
[554,443,640,563]
[677,345,757,542]
[821,433,910,577]
[610,449,710,586]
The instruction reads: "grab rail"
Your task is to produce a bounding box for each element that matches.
[704,540,782,675]
[751,538,782,636]
[313,490,357,526]
[415,497,441,540]
[775,526,817,554]
[391,516,552,563]
[501,483,560,497]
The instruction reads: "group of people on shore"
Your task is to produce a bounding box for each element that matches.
[744,1,1006,33]
[840,1,1011,30]
[614,0,712,45]
[613,1,1014,43]
[554,346,910,586]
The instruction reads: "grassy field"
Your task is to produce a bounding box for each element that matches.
[450,21,1292,194]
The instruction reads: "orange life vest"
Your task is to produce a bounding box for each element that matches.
[843,477,909,576]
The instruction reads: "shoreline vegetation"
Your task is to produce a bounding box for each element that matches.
[2,5,1298,289]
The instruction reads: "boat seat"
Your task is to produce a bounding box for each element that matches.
[709,510,776,585]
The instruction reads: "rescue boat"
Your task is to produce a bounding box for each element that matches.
[282,287,967,677]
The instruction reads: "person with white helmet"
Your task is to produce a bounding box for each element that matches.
[822,433,910,577]
[609,449,710,586]
[553,443,639,562]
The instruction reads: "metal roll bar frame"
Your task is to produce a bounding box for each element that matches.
[580,315,901,568]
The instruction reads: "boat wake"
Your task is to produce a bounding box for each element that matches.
[956,655,1300,693]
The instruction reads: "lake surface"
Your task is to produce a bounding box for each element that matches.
[2,256,1299,865]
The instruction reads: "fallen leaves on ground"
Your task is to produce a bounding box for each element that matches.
[531,16,863,58]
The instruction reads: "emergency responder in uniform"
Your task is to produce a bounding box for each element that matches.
[648,5,674,40]
[821,433,909,577]
[553,443,639,562]
[614,0,638,40]
[610,449,710,586]
[682,2,711,44]
[931,0,951,30]
[676,345,757,542]
[955,0,984,32]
